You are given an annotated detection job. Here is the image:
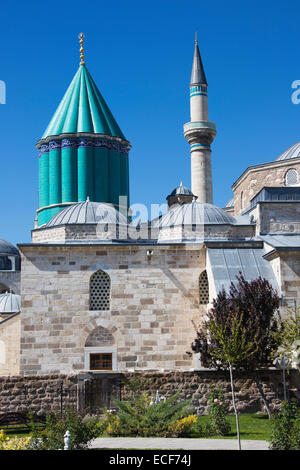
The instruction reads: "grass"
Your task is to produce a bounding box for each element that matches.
[0,423,45,438]
[0,414,272,441]
[194,414,272,440]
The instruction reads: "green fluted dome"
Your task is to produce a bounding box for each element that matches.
[41,65,125,140]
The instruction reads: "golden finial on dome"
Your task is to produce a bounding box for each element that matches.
[78,32,85,66]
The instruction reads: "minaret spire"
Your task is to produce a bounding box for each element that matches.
[183,34,216,203]
[190,33,207,87]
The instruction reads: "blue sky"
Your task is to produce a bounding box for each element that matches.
[1,0,300,244]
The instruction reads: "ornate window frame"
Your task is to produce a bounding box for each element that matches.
[84,346,118,371]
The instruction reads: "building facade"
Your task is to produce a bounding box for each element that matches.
[1,35,300,390]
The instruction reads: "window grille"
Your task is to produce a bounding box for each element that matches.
[90,270,111,310]
[199,270,209,305]
[90,353,112,370]
[285,169,299,186]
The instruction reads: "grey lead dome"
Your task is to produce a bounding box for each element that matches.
[46,200,128,227]
[169,182,194,196]
[0,293,21,314]
[276,141,300,161]
[0,239,19,256]
[157,201,237,228]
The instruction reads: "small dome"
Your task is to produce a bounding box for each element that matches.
[0,239,19,256]
[157,201,236,228]
[46,200,128,227]
[225,197,234,208]
[0,293,21,314]
[276,142,300,161]
[169,182,194,196]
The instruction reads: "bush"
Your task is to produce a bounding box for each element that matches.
[207,387,231,436]
[97,391,194,437]
[31,409,99,450]
[269,400,300,450]
[0,429,32,450]
[168,415,197,437]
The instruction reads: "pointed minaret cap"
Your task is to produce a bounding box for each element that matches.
[190,31,207,86]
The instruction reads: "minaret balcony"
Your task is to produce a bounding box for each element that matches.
[183,121,216,145]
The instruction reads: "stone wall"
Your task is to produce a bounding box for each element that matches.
[157,224,255,242]
[232,159,300,215]
[0,374,78,416]
[0,314,20,376]
[279,251,300,306]
[18,243,207,375]
[0,370,298,416]
[256,202,300,235]
[121,370,300,414]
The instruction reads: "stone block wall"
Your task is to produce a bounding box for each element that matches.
[0,370,297,416]
[0,314,20,376]
[18,243,207,375]
[0,374,78,416]
[157,224,255,243]
[232,160,300,215]
[279,251,300,306]
[257,202,300,235]
[121,370,299,414]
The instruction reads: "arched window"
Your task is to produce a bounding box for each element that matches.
[285,168,299,186]
[199,270,209,305]
[241,191,245,210]
[89,270,111,311]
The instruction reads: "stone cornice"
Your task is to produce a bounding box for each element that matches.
[232,157,300,190]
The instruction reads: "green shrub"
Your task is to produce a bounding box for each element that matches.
[31,409,99,450]
[269,400,300,450]
[207,387,231,436]
[98,391,194,437]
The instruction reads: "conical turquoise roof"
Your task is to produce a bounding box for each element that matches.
[41,65,126,140]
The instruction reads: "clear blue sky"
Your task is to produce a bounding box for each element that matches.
[1,0,300,245]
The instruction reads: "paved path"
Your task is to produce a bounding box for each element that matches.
[89,437,268,451]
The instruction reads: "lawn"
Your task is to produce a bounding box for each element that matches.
[1,414,272,441]
[195,414,272,440]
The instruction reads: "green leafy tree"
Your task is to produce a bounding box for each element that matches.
[272,308,300,368]
[194,310,258,449]
[191,274,281,419]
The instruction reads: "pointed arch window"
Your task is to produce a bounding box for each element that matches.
[285,168,299,186]
[199,270,209,305]
[241,191,245,210]
[89,270,111,311]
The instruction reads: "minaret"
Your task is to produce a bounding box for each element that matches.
[183,33,216,203]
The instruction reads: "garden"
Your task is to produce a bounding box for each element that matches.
[0,275,299,451]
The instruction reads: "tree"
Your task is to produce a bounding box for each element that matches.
[272,307,300,369]
[193,310,258,449]
[191,273,281,419]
